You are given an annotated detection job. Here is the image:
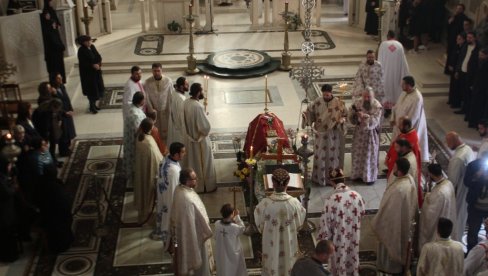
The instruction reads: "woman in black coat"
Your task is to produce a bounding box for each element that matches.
[51,73,76,156]
[364,0,379,35]
[77,35,105,114]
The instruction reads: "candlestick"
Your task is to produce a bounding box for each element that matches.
[264,75,269,112]
[250,146,253,159]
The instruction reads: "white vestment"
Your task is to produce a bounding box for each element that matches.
[317,184,365,276]
[378,39,410,108]
[143,75,174,141]
[372,174,418,274]
[478,138,488,159]
[254,192,306,276]
[447,143,475,241]
[352,61,385,102]
[183,98,216,193]
[391,88,429,162]
[214,216,248,276]
[123,78,148,118]
[167,92,187,157]
[464,241,488,276]
[171,185,213,276]
[123,105,146,187]
[387,151,419,189]
[134,134,164,224]
[418,179,457,251]
[417,238,464,276]
[156,157,180,250]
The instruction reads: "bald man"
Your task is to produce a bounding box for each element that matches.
[446,131,475,241]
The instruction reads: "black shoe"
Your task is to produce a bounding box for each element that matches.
[57,161,64,168]
[365,181,375,185]
[94,105,101,111]
[90,108,98,114]
[454,110,465,114]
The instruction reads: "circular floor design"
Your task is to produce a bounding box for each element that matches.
[207,49,271,70]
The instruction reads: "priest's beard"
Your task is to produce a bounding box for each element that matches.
[154,76,162,81]
[367,60,374,65]
[323,96,333,102]
[198,93,204,100]
[362,101,372,111]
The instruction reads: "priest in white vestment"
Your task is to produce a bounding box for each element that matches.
[418,164,457,251]
[446,132,475,241]
[183,83,216,193]
[123,66,149,118]
[417,218,464,276]
[214,204,247,276]
[167,77,189,160]
[317,168,365,276]
[143,63,174,141]
[378,30,410,110]
[348,87,383,184]
[134,118,164,224]
[123,92,146,188]
[302,84,347,185]
[351,50,385,103]
[372,158,418,274]
[464,237,488,276]
[390,76,429,162]
[171,168,213,276]
[254,168,306,276]
[152,142,185,246]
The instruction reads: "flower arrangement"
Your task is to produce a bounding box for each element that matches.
[232,136,244,162]
[234,166,250,181]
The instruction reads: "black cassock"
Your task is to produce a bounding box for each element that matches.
[40,7,66,83]
[77,44,105,102]
[55,84,76,155]
[364,0,379,35]
[467,60,488,127]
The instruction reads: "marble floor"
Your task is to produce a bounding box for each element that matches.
[0,0,484,274]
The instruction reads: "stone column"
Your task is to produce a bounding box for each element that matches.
[103,0,112,33]
[140,0,147,32]
[263,0,270,26]
[56,7,77,57]
[148,0,156,30]
[315,0,321,26]
[251,0,259,29]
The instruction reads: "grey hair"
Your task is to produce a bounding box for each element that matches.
[13,125,25,134]
[364,86,375,98]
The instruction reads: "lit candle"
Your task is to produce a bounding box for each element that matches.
[206,75,209,100]
[189,3,192,15]
[285,0,289,3]
[250,146,253,159]
[264,74,268,105]
[6,133,11,140]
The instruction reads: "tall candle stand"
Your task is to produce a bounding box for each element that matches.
[374,0,386,51]
[280,1,292,71]
[185,5,200,75]
[296,134,315,234]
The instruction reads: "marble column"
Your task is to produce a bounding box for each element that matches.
[140,0,147,32]
[148,0,156,30]
[203,0,213,31]
[102,0,112,33]
[56,7,77,57]
[251,0,259,28]
[263,0,270,26]
[315,0,321,26]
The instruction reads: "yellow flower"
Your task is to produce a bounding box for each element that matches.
[242,167,249,175]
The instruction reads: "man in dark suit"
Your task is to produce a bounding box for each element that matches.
[454,32,479,118]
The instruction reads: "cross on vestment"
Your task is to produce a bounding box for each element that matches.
[220,228,228,237]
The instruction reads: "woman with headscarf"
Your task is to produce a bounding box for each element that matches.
[40,0,66,83]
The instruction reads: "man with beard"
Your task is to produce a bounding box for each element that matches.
[445,4,469,74]
[378,31,410,114]
[182,83,216,193]
[372,158,418,275]
[167,77,189,149]
[143,63,174,141]
[454,32,479,117]
[388,139,423,207]
[478,120,488,158]
[352,50,385,104]
[418,164,457,252]
[467,48,488,128]
[302,84,347,185]
[123,66,150,118]
[446,131,475,241]
[390,76,429,162]
[348,87,383,185]
[385,116,421,178]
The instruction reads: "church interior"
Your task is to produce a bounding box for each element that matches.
[1,0,488,274]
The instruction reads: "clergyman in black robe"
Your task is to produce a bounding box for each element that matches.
[364,0,379,35]
[40,0,66,83]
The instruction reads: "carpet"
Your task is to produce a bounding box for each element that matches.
[99,86,124,109]
[134,34,164,56]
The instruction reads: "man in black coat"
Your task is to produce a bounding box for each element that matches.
[40,0,66,83]
[468,48,488,128]
[454,32,479,117]
[446,4,469,74]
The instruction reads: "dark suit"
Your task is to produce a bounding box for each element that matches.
[456,42,479,115]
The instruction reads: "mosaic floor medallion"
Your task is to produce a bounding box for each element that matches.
[55,255,96,275]
[134,35,164,56]
[207,49,271,70]
[99,86,124,109]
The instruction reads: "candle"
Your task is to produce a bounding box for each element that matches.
[265,74,268,103]
[285,0,289,3]
[6,133,11,140]
[189,3,192,15]
[250,146,253,159]
[206,75,209,100]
